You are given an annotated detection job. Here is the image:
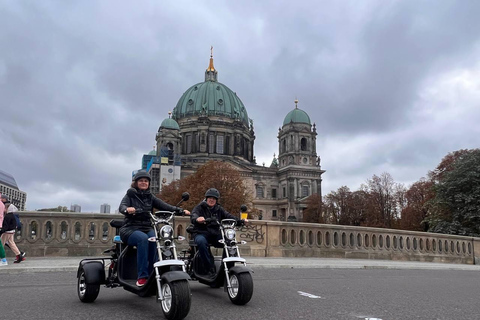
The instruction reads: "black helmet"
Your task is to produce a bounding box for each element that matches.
[205,188,220,199]
[133,171,151,182]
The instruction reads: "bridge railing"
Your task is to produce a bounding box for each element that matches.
[10,212,480,265]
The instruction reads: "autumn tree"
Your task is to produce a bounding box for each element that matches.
[399,178,434,231]
[323,186,352,225]
[362,172,403,228]
[302,193,323,223]
[159,160,251,216]
[427,149,480,236]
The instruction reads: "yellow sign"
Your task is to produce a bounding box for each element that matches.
[161,157,168,164]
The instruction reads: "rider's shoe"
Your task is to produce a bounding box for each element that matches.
[0,258,7,266]
[13,255,23,263]
[136,278,147,287]
[20,251,26,259]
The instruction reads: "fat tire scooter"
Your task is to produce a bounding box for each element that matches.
[181,205,253,305]
[76,192,191,320]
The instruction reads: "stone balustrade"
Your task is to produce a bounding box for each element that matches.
[8,211,480,265]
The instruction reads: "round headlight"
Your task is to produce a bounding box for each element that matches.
[160,225,173,239]
[225,229,236,240]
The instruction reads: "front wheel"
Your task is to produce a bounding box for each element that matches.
[77,268,100,303]
[227,272,253,305]
[160,280,191,320]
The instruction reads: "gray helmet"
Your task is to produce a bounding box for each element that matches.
[133,171,151,182]
[205,188,220,200]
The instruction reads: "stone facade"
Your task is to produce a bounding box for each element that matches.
[149,55,324,221]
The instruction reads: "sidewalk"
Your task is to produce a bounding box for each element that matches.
[1,256,480,274]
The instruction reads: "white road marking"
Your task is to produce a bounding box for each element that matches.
[297,290,323,299]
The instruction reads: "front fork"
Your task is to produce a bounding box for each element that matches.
[155,267,165,301]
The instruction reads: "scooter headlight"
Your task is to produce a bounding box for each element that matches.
[225,229,236,240]
[160,225,173,239]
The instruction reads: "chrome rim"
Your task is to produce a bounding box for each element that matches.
[161,283,172,312]
[78,273,86,297]
[228,274,239,298]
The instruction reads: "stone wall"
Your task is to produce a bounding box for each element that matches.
[8,211,479,265]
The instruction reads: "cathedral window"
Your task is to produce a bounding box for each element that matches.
[216,135,224,154]
[272,210,277,217]
[271,188,277,199]
[209,134,215,153]
[302,185,309,197]
[186,135,192,153]
[256,186,264,198]
[301,137,307,151]
[282,187,286,198]
[225,135,230,154]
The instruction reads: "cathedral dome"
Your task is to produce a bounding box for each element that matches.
[172,52,249,127]
[160,117,180,130]
[283,100,311,126]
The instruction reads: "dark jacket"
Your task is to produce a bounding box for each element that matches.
[2,212,17,232]
[118,188,178,242]
[190,201,239,236]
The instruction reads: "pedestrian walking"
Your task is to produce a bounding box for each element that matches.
[1,200,25,263]
[0,197,7,266]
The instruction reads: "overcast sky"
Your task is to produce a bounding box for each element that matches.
[1,1,479,212]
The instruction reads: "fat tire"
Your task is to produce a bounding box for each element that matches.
[160,280,191,320]
[227,272,253,305]
[77,268,100,303]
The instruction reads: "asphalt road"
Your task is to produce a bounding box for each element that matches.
[1,268,479,320]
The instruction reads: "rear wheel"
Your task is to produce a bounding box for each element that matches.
[77,268,100,303]
[227,272,253,305]
[160,280,191,320]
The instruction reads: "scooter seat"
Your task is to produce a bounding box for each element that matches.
[110,219,124,228]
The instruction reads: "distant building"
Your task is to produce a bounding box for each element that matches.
[0,169,27,211]
[142,52,325,222]
[71,204,81,212]
[100,203,111,213]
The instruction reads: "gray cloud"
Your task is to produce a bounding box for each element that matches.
[1,1,480,211]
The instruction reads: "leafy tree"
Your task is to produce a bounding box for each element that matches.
[159,160,251,216]
[362,172,402,228]
[323,186,352,225]
[428,149,480,236]
[302,193,323,223]
[400,178,434,231]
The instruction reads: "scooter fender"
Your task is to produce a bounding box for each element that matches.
[228,265,253,275]
[77,260,106,285]
[161,270,191,283]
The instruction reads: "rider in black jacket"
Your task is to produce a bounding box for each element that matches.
[190,188,246,277]
[118,171,190,286]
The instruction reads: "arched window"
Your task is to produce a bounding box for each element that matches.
[302,185,309,197]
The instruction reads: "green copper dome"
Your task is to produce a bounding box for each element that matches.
[160,118,180,130]
[172,54,249,126]
[283,107,311,126]
[172,81,249,126]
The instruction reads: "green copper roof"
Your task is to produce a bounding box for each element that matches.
[283,107,311,126]
[160,118,180,130]
[148,149,156,155]
[172,81,249,126]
